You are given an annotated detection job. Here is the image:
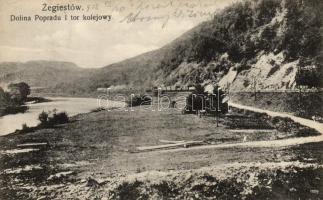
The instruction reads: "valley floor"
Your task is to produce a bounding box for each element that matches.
[0,103,322,199]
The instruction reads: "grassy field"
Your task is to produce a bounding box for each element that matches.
[0,104,322,199]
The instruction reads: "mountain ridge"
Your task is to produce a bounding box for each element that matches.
[0,60,91,89]
[1,0,323,94]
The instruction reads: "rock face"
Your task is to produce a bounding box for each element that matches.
[228,52,299,91]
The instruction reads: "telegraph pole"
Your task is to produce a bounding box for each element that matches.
[217,86,220,127]
[227,82,231,112]
[297,65,302,110]
[158,87,162,111]
[253,77,257,101]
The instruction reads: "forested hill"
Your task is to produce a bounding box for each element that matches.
[0,61,91,89]
[19,0,323,94]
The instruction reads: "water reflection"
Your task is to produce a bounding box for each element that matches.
[0,97,104,135]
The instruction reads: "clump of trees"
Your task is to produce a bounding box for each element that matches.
[0,87,12,109]
[17,110,69,133]
[0,82,31,116]
[38,109,69,127]
[183,84,228,114]
[8,82,31,104]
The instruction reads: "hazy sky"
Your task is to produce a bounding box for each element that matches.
[0,0,238,68]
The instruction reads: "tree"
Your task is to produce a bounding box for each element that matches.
[0,86,15,111]
[8,82,30,103]
[38,111,49,125]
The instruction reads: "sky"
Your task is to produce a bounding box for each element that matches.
[0,0,238,68]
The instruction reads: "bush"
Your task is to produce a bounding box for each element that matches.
[91,107,105,112]
[38,111,49,124]
[20,123,34,133]
[51,112,69,124]
[38,110,69,127]
[126,94,152,107]
[22,123,28,130]
[271,116,282,125]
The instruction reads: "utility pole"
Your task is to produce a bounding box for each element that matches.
[216,86,220,127]
[297,65,302,111]
[253,77,257,101]
[107,87,111,100]
[158,87,162,111]
[227,82,231,112]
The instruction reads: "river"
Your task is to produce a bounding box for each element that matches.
[0,97,124,136]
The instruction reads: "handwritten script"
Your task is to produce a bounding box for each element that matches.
[86,0,222,28]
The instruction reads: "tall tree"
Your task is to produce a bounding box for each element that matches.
[8,82,31,103]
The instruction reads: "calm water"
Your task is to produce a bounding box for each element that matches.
[0,97,124,136]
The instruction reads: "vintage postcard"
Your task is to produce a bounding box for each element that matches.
[0,0,323,199]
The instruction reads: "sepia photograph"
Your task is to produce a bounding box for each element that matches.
[0,0,323,199]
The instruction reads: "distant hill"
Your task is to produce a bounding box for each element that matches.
[0,61,91,89]
[52,22,208,94]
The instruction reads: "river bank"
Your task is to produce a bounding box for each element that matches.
[0,97,118,135]
[0,97,51,117]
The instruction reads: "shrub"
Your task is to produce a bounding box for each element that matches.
[38,110,69,127]
[51,112,69,124]
[20,123,34,133]
[126,94,152,107]
[91,107,105,113]
[22,123,28,130]
[38,111,49,124]
[296,127,320,137]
